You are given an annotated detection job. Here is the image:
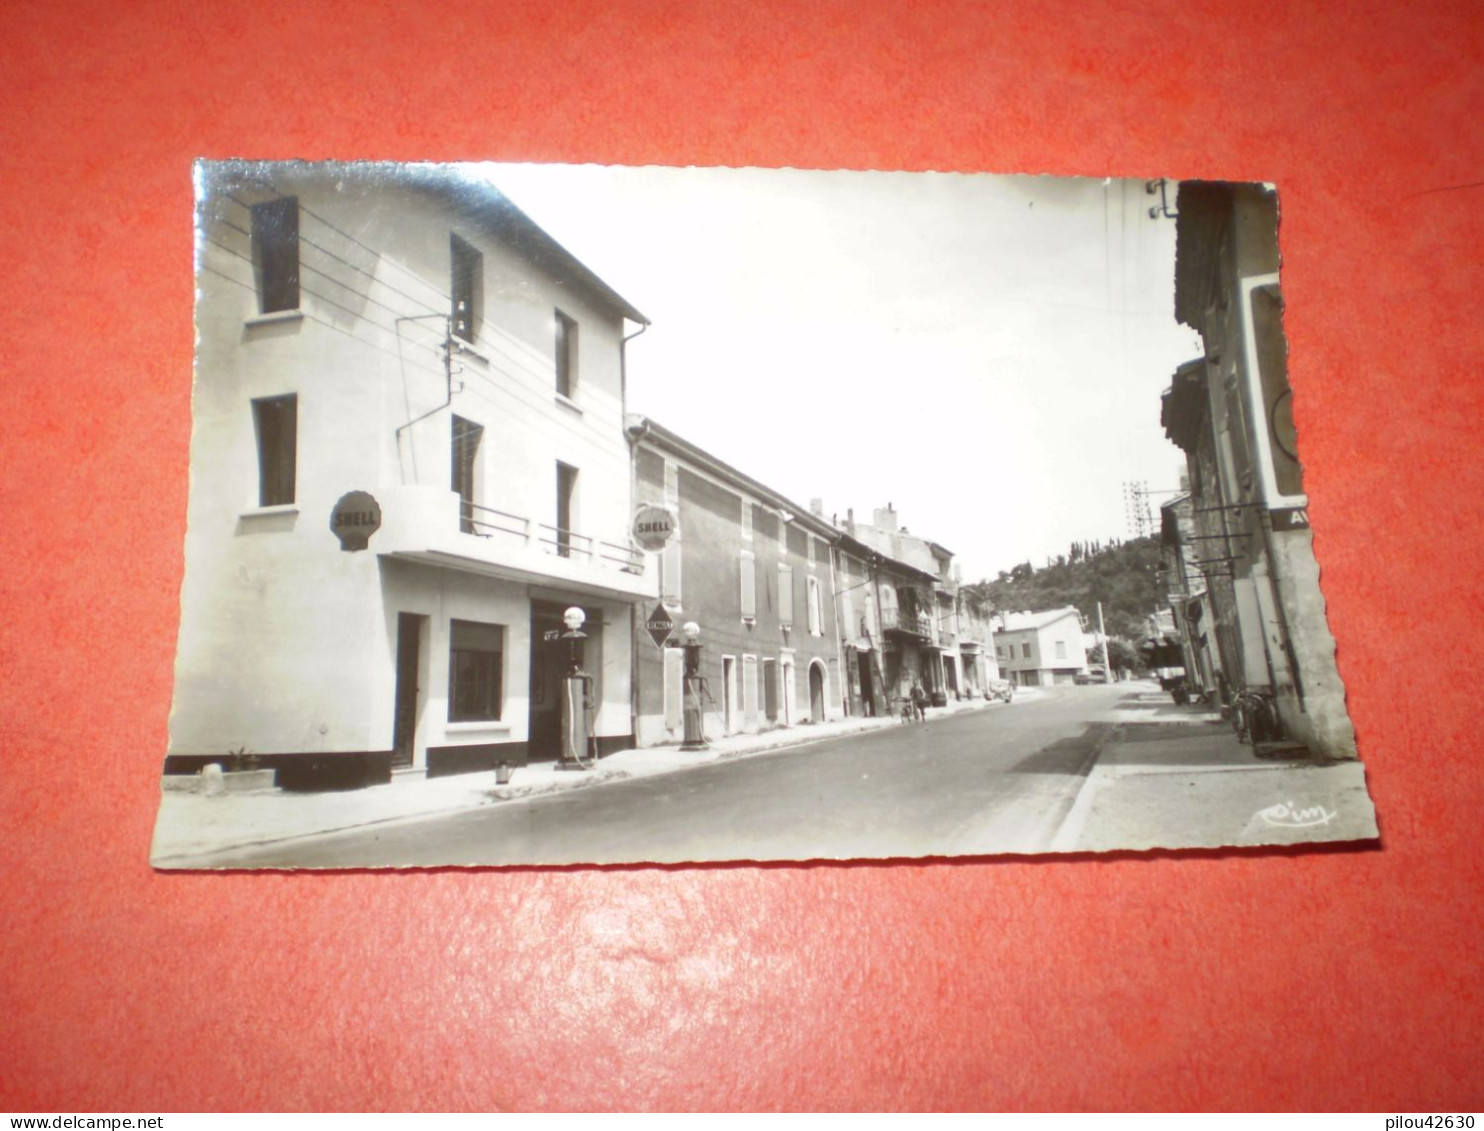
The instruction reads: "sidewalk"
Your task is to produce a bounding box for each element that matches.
[151,694,1009,866]
[1052,688,1378,853]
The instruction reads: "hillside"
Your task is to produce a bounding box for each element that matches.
[964,537,1165,644]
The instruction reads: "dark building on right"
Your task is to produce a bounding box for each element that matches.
[1160,181,1355,761]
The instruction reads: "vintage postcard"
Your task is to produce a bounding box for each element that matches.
[151,161,1377,868]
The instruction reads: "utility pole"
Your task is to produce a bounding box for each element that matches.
[1097,600,1111,680]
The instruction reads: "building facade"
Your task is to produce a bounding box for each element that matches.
[629,418,842,746]
[169,163,654,788]
[1159,493,1225,700]
[840,507,949,709]
[994,608,1089,687]
[1160,180,1355,759]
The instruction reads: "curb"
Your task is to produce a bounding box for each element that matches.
[154,699,1008,866]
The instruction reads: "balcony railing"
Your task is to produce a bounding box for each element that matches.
[880,608,933,639]
[462,501,644,574]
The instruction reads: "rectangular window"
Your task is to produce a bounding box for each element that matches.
[251,394,297,506]
[1055,640,1068,660]
[778,564,795,628]
[448,619,504,722]
[452,416,483,533]
[451,234,482,343]
[1022,642,1032,659]
[807,575,823,635]
[841,586,855,639]
[555,309,578,398]
[740,550,756,620]
[556,461,578,558]
[251,197,299,314]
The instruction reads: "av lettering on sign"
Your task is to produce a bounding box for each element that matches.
[330,490,382,551]
[632,504,679,553]
[645,601,675,649]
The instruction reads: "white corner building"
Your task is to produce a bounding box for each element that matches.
[169,162,655,789]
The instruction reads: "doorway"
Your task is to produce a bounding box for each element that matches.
[392,613,426,770]
[809,661,826,723]
[722,656,737,734]
[528,600,599,762]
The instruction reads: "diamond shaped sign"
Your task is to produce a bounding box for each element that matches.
[645,602,675,649]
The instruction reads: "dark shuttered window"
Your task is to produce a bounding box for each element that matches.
[251,197,299,314]
[452,416,483,533]
[251,394,297,506]
[451,234,482,343]
[555,309,578,398]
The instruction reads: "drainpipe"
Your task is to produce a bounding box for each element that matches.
[624,408,653,748]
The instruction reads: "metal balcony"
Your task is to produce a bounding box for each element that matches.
[880,608,933,640]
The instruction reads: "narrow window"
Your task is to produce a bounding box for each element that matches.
[1022,642,1032,659]
[251,197,299,314]
[451,234,482,343]
[778,564,795,628]
[448,619,504,722]
[807,575,823,635]
[556,461,578,557]
[1055,640,1067,660]
[452,416,483,533]
[251,394,297,506]
[555,309,578,398]
[740,551,756,620]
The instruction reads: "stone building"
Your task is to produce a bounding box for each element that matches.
[1160,179,1354,759]
[628,417,842,745]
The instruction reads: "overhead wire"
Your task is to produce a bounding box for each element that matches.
[199,226,632,462]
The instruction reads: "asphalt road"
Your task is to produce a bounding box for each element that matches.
[216,684,1133,868]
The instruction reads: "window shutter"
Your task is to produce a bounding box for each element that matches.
[740,553,756,618]
[252,197,299,314]
[778,565,794,627]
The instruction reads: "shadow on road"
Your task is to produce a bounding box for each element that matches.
[1005,723,1120,775]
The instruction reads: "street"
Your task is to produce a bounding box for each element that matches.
[209,684,1139,868]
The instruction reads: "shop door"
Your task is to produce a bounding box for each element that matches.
[392,613,425,770]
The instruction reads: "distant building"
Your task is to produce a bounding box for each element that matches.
[628,418,842,745]
[994,607,1089,687]
[1161,180,1355,759]
[169,163,654,789]
[955,590,1001,695]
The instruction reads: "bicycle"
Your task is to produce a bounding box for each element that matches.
[1231,687,1281,745]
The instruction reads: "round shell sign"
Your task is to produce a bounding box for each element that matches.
[632,504,678,553]
[330,490,382,552]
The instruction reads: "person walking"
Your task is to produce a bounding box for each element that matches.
[910,681,928,722]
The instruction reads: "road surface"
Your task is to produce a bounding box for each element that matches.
[213,684,1135,868]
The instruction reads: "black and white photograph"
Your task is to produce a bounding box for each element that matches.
[151,160,1378,868]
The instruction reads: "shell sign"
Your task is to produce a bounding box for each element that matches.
[632,503,678,553]
[330,490,382,552]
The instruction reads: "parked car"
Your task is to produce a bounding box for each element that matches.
[987,679,1014,703]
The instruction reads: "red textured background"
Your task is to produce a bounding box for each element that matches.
[1,0,1480,1112]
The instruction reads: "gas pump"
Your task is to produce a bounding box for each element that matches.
[679,621,710,751]
[557,606,595,770]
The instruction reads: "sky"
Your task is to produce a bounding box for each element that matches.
[474,163,1202,583]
